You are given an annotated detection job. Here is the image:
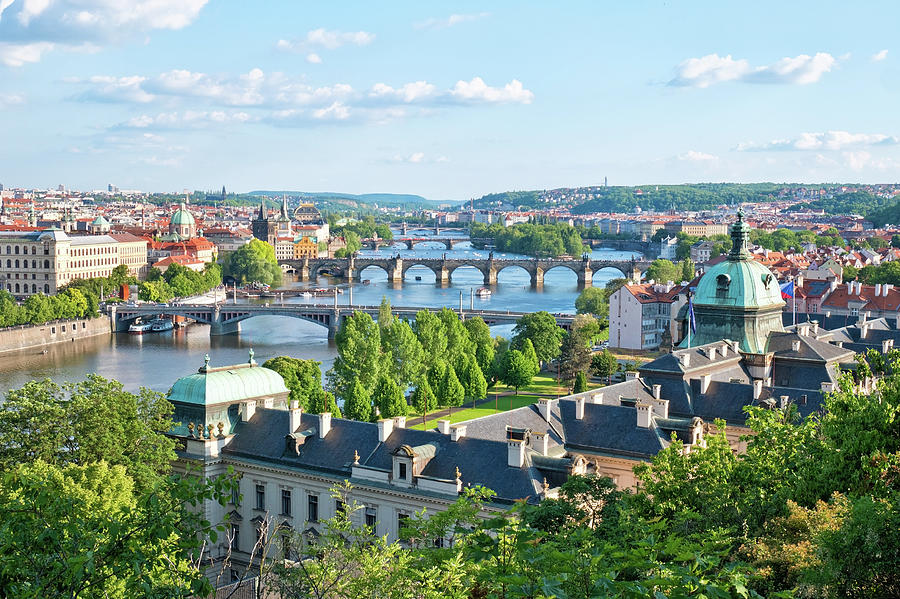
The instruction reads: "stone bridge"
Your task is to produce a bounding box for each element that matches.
[361,236,471,250]
[110,303,575,338]
[282,256,650,287]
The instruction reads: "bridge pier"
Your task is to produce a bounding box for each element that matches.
[401,222,408,235]
[389,257,403,283]
[531,268,544,288]
[483,266,497,286]
[210,307,241,335]
[438,266,450,285]
[299,258,310,282]
[578,267,593,288]
[327,314,344,339]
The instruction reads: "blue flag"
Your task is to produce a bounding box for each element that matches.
[688,295,697,333]
[780,281,794,300]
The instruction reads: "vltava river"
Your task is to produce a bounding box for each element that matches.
[0,238,640,394]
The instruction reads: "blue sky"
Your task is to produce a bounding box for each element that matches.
[1,0,898,200]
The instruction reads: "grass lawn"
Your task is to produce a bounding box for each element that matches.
[492,373,602,397]
[409,394,542,431]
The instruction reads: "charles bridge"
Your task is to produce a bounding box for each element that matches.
[110,302,576,338]
[280,255,651,287]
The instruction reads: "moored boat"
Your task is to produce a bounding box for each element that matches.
[150,318,174,332]
[129,320,152,334]
[476,287,492,298]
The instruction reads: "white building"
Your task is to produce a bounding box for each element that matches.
[609,281,682,350]
[659,236,678,260]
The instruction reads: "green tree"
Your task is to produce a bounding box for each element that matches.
[521,338,540,373]
[223,238,282,286]
[512,311,564,365]
[644,259,680,283]
[372,374,407,419]
[891,234,900,249]
[559,329,592,388]
[499,349,537,394]
[413,310,448,369]
[437,307,475,366]
[342,379,373,422]
[574,286,608,317]
[439,365,465,411]
[377,295,394,328]
[573,371,588,393]
[410,375,436,424]
[327,311,384,403]
[457,353,487,408]
[0,460,234,599]
[380,318,425,389]
[0,375,176,491]
[262,356,340,418]
[591,349,618,384]
[464,317,495,376]
[680,257,696,282]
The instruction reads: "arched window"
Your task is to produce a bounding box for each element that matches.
[715,274,730,300]
[31,246,36,255]
[14,283,19,293]
[44,260,49,269]
[44,284,49,293]
[31,260,36,269]
[14,260,19,269]
[31,284,36,293]
[4,246,9,254]
[14,246,19,255]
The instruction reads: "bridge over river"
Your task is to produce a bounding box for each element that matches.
[110,302,576,338]
[281,255,651,287]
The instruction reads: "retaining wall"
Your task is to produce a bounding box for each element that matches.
[0,318,110,354]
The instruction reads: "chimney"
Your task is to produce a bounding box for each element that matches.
[846,282,853,295]
[800,394,807,406]
[288,400,302,433]
[625,371,639,381]
[731,340,741,353]
[829,280,837,292]
[825,310,831,317]
[538,398,554,421]
[318,413,332,438]
[861,322,869,338]
[590,391,604,404]
[377,418,394,442]
[438,419,451,435]
[507,439,525,468]
[779,395,789,410]
[680,353,691,368]
[450,424,467,442]
[242,399,256,422]
[811,320,819,335]
[792,340,801,352]
[885,284,894,296]
[394,416,406,429]
[821,381,834,392]
[533,432,549,456]
[876,283,882,297]
[883,339,893,354]
[652,384,661,399]
[753,379,764,400]
[636,403,652,428]
[700,374,711,394]
[574,396,585,420]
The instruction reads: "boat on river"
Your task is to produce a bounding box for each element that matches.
[150,318,174,332]
[128,320,152,334]
[476,287,492,298]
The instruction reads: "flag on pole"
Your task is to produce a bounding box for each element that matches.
[688,294,697,334]
[780,281,794,300]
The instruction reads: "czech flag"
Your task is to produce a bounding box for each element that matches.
[780,281,794,300]
[688,294,697,333]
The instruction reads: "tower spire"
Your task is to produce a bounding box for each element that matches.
[728,210,750,260]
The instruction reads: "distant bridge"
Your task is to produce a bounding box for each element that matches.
[361,236,472,250]
[110,302,575,338]
[281,255,651,287]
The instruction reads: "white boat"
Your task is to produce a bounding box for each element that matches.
[476,287,492,298]
[150,318,174,332]
[302,291,313,298]
[128,320,152,334]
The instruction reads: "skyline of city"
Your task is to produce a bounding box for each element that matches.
[2,1,899,198]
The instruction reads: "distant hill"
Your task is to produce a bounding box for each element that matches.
[248,191,436,206]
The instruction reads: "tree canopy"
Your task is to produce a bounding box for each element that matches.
[222,238,282,286]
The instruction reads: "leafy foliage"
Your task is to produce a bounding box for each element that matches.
[221,238,281,286]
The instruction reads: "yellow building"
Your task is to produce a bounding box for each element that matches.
[293,236,318,259]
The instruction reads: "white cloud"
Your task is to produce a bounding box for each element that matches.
[115,110,254,129]
[71,75,155,103]
[312,102,351,120]
[370,81,437,102]
[414,12,490,30]
[872,49,889,62]
[390,152,449,164]
[678,150,718,162]
[277,28,375,53]
[450,77,534,104]
[306,53,322,64]
[737,131,900,152]
[0,41,53,66]
[0,0,208,66]
[669,52,836,87]
[0,92,25,107]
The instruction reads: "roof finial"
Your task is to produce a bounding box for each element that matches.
[455,466,461,480]
[248,347,255,365]
[204,353,210,368]
[542,477,549,492]
[353,449,360,464]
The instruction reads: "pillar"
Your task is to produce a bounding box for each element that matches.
[578,266,593,288]
[327,313,344,340]
[210,310,241,335]
[531,268,544,288]
[484,266,497,286]
[345,256,355,282]
[300,258,310,282]
[389,257,403,283]
[438,266,451,285]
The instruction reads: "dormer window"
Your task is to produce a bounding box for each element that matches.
[399,462,407,480]
[716,274,730,299]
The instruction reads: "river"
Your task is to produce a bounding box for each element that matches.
[0,234,640,394]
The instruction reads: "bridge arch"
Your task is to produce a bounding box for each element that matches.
[311,261,348,278]
[448,263,487,283]
[400,261,439,280]
[358,264,390,281]
[592,265,629,281]
[495,264,531,285]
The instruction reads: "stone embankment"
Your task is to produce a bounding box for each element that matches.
[0,318,110,354]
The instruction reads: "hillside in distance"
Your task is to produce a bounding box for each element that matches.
[248,190,437,206]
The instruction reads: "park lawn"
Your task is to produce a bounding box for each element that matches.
[409,394,542,431]
[491,373,602,397]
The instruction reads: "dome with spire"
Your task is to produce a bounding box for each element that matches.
[168,202,197,240]
[680,211,784,354]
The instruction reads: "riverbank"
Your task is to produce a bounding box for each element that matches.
[0,317,110,355]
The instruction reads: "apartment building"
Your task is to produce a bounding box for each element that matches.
[609,281,683,350]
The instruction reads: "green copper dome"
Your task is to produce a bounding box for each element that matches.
[694,212,783,310]
[170,203,196,226]
[168,354,288,406]
[91,215,110,226]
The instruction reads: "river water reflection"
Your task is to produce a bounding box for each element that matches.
[0,237,640,394]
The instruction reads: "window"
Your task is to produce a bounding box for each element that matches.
[255,484,265,510]
[335,498,346,516]
[281,489,292,516]
[43,259,49,269]
[231,484,241,506]
[4,259,8,268]
[397,513,409,535]
[399,462,407,480]
[14,260,18,269]
[307,494,318,522]
[14,246,18,255]
[365,506,377,529]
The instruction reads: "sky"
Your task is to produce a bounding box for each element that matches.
[1,0,898,200]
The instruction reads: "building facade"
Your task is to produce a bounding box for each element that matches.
[609,282,682,350]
